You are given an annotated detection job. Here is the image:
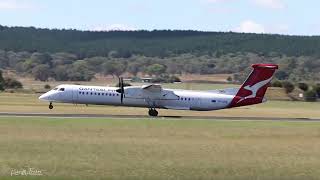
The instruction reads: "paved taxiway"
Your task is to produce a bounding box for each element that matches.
[0,112,319,122]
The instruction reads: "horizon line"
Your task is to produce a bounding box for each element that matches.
[1,24,319,37]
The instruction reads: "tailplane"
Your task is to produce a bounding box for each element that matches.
[229,64,278,108]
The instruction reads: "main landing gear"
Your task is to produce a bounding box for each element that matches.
[49,102,53,110]
[148,108,158,117]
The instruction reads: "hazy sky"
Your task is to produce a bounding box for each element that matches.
[0,0,318,35]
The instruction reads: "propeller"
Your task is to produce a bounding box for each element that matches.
[116,77,125,104]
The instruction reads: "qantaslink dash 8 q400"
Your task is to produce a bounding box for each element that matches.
[39,64,278,117]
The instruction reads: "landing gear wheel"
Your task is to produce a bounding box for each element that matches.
[148,109,158,117]
[49,103,53,110]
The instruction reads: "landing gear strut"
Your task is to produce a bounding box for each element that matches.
[148,108,158,117]
[49,102,53,110]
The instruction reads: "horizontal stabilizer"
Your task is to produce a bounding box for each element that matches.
[208,88,240,95]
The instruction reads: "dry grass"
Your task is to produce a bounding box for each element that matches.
[179,74,231,82]
[11,73,232,90]
[18,76,117,91]
[0,117,320,180]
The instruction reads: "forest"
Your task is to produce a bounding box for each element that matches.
[0,25,319,83]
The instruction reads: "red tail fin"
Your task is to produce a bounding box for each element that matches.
[229,64,278,108]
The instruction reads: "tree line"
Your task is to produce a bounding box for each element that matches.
[0,50,320,83]
[1,26,320,58]
[0,70,22,90]
[271,81,320,102]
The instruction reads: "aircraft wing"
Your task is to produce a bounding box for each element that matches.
[125,84,179,100]
[142,84,180,100]
[142,84,162,93]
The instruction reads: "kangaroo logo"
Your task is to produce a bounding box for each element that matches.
[237,76,273,104]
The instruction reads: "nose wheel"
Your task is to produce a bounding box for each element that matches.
[49,103,53,110]
[148,108,158,117]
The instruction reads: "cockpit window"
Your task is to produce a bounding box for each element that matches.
[59,88,65,91]
[53,88,58,90]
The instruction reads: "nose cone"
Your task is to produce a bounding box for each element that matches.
[39,93,51,101]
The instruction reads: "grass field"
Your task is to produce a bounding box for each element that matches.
[1,117,320,180]
[16,74,233,91]
[0,93,319,119]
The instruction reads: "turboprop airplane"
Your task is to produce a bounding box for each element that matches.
[39,64,278,116]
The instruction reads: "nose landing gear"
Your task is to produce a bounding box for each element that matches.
[148,108,158,117]
[49,102,53,110]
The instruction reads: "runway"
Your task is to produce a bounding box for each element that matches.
[0,112,319,122]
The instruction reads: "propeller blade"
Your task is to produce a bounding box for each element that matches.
[121,77,125,94]
[119,77,124,104]
[116,77,122,93]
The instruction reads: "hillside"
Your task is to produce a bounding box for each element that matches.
[1,25,320,58]
[0,25,320,83]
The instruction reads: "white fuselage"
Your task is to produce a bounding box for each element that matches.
[39,84,236,111]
